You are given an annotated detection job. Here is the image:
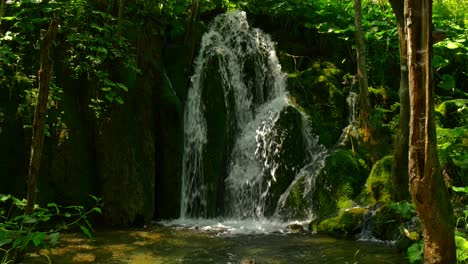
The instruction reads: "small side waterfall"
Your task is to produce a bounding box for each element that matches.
[181,11,327,222]
[337,92,358,147]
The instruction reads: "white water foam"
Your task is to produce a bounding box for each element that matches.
[179,10,328,232]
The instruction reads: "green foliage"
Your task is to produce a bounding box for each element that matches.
[286,61,345,147]
[433,1,468,100]
[1,0,139,121]
[388,200,416,220]
[453,186,468,263]
[0,194,102,263]
[456,235,468,263]
[407,240,424,264]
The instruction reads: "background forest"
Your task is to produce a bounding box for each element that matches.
[0,0,467,263]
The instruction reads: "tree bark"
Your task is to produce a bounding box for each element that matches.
[26,19,59,215]
[405,0,456,262]
[117,0,124,36]
[0,0,5,23]
[353,0,371,142]
[388,0,410,202]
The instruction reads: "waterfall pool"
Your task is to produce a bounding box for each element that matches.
[25,223,406,263]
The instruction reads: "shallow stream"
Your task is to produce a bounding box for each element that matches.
[26,222,406,264]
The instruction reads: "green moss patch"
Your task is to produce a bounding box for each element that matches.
[365,156,393,203]
[313,149,369,219]
[315,207,366,238]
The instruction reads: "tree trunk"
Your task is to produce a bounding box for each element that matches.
[405,0,456,262]
[26,19,59,215]
[389,0,410,202]
[0,0,5,23]
[353,0,371,142]
[117,0,124,36]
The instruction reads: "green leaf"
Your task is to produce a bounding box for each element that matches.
[103,79,114,86]
[439,142,452,150]
[453,154,468,169]
[104,93,114,102]
[49,232,60,245]
[93,207,102,214]
[47,203,60,214]
[0,194,11,202]
[445,41,459,49]
[437,74,456,91]
[23,215,37,224]
[115,97,124,105]
[0,238,13,247]
[79,225,92,238]
[32,232,47,247]
[1,16,17,21]
[64,213,72,218]
[453,186,468,194]
[407,241,423,264]
[388,201,415,219]
[116,82,128,92]
[101,87,112,92]
[456,236,468,261]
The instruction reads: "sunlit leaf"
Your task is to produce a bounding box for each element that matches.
[453,186,468,194]
[79,225,92,238]
[445,41,459,49]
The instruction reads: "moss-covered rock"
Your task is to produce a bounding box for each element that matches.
[286,62,346,147]
[365,156,393,203]
[371,204,400,241]
[315,207,366,238]
[436,99,468,128]
[312,149,369,219]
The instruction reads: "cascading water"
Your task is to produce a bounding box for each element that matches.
[180,10,327,226]
[337,92,359,147]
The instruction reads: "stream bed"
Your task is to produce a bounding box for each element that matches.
[26,223,406,264]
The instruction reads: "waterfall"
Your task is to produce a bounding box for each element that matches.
[337,92,358,147]
[181,10,327,221]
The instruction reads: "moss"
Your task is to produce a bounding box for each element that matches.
[371,204,400,241]
[312,149,369,219]
[436,99,468,128]
[315,207,366,238]
[286,61,346,147]
[366,156,393,203]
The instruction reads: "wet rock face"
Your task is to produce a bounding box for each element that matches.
[260,106,307,217]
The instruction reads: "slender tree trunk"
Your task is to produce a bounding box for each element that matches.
[26,19,59,215]
[0,0,5,23]
[389,0,410,202]
[185,0,200,66]
[405,0,456,262]
[353,0,371,142]
[117,0,124,36]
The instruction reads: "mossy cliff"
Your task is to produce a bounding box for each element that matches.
[285,62,346,147]
[313,149,369,219]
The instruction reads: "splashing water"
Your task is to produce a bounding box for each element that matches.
[180,11,327,225]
